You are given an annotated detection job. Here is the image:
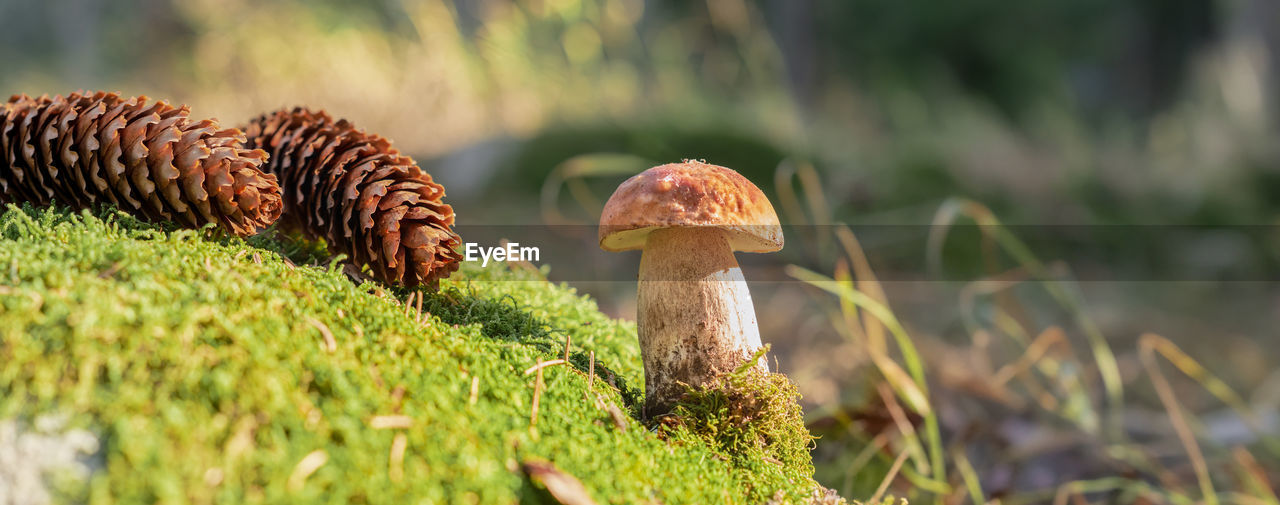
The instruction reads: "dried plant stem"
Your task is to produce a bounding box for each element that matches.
[531,361,545,428]
[870,449,910,505]
[389,433,407,483]
[523,359,566,375]
[1140,333,1218,505]
[587,351,595,391]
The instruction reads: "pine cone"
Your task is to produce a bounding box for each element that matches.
[0,91,282,236]
[243,108,462,289]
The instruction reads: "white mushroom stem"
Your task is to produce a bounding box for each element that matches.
[637,227,767,416]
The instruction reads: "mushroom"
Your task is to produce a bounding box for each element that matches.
[598,160,783,417]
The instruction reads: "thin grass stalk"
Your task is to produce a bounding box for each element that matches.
[929,198,1123,438]
[788,264,948,493]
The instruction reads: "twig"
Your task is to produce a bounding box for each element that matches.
[605,402,627,431]
[588,351,595,391]
[389,433,407,483]
[306,317,337,353]
[415,291,424,323]
[564,335,572,362]
[287,450,328,492]
[369,415,413,429]
[523,359,567,375]
[531,361,545,427]
[404,292,417,318]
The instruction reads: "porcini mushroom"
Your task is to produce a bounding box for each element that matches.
[598,160,783,417]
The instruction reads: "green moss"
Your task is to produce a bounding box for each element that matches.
[0,205,823,504]
[659,347,822,504]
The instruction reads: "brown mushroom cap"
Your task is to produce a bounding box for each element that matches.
[598,160,783,252]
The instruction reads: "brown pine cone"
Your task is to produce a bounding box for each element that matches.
[243,108,462,289]
[0,91,282,236]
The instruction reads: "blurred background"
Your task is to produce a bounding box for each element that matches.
[3,0,1278,502]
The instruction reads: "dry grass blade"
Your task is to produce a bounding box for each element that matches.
[841,430,891,497]
[957,268,1034,344]
[605,403,628,431]
[531,362,545,428]
[953,448,985,505]
[524,359,568,375]
[876,382,929,475]
[538,153,649,226]
[415,291,424,323]
[389,433,407,483]
[1233,447,1279,504]
[788,264,946,486]
[287,450,328,492]
[1003,478,1162,505]
[587,351,595,391]
[787,266,929,413]
[306,317,337,353]
[404,292,417,317]
[832,260,868,347]
[870,448,911,505]
[992,326,1069,386]
[522,460,599,505]
[835,225,887,349]
[929,197,1124,437]
[1139,333,1219,505]
[797,161,832,257]
[369,415,413,429]
[773,160,808,230]
[1142,334,1280,454]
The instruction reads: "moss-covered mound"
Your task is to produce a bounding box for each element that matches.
[0,205,824,504]
[660,349,817,502]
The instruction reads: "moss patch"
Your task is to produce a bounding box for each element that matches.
[659,348,821,504]
[0,205,824,504]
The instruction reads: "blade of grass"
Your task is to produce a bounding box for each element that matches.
[871,449,911,505]
[1003,477,1180,505]
[539,153,650,225]
[788,264,949,493]
[1142,334,1280,455]
[835,225,888,353]
[797,160,832,259]
[877,382,930,476]
[1139,333,1219,505]
[956,270,1093,415]
[953,447,985,505]
[991,326,1069,387]
[1233,447,1280,505]
[929,198,1123,439]
[842,430,892,497]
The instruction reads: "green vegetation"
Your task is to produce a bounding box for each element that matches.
[661,348,818,504]
[0,205,822,504]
